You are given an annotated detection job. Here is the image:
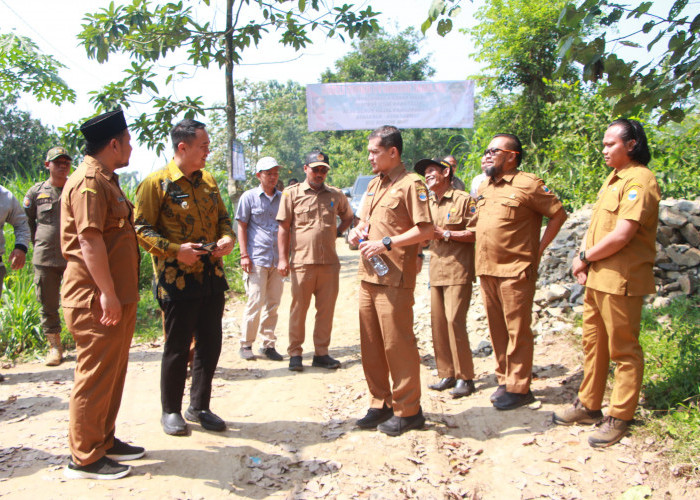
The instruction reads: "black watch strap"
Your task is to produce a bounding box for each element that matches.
[382,236,392,251]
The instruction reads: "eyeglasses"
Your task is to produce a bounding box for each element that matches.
[310,166,329,174]
[483,148,519,157]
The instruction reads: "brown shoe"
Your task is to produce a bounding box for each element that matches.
[45,333,63,366]
[588,416,629,448]
[553,398,603,426]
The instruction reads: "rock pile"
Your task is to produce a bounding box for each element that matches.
[536,198,700,314]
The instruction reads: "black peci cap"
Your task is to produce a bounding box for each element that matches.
[80,109,128,143]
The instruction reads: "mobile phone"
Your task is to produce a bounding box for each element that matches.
[200,242,218,252]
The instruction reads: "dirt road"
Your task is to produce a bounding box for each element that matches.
[0,241,697,499]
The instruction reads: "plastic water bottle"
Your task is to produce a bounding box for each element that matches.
[359,239,389,276]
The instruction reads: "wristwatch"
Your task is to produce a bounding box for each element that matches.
[443,230,451,242]
[382,236,392,251]
[579,250,589,264]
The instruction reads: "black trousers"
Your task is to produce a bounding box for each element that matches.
[160,292,225,413]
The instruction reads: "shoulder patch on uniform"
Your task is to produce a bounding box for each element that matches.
[417,186,428,202]
[627,189,639,201]
[22,196,31,208]
[80,187,97,195]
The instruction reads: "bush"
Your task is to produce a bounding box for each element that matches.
[640,296,700,411]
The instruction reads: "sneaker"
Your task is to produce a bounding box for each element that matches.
[184,406,227,432]
[106,438,145,461]
[239,347,256,360]
[259,347,283,361]
[288,356,304,371]
[312,354,341,369]
[490,384,506,403]
[356,405,394,429]
[64,456,131,480]
[588,416,629,448]
[553,398,603,426]
[493,390,536,410]
[377,408,426,436]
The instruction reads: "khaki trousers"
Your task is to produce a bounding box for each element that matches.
[241,265,284,348]
[578,288,644,421]
[33,265,66,335]
[480,270,536,394]
[359,281,421,417]
[288,264,339,357]
[431,283,475,380]
[66,301,137,466]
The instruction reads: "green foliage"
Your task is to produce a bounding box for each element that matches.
[321,28,435,83]
[0,100,62,178]
[0,33,76,105]
[557,0,700,124]
[0,266,43,358]
[134,288,162,343]
[74,0,380,156]
[639,296,700,411]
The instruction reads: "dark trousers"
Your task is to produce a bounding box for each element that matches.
[160,292,225,413]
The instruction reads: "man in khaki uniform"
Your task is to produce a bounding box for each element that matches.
[554,119,660,448]
[61,109,144,480]
[475,133,567,410]
[24,147,72,366]
[348,126,433,436]
[277,151,353,372]
[415,157,477,398]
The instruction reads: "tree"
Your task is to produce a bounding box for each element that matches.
[320,28,465,185]
[466,0,580,146]
[557,0,700,124]
[77,0,379,197]
[0,99,60,177]
[0,33,75,106]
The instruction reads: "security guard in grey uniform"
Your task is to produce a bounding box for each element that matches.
[24,147,72,366]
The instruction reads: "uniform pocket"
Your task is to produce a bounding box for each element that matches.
[37,202,54,225]
[496,199,519,220]
[600,196,619,231]
[294,206,312,224]
[378,197,400,224]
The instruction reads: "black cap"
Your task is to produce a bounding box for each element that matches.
[304,150,330,168]
[80,109,128,143]
[414,157,451,177]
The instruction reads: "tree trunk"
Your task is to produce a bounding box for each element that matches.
[225,0,242,204]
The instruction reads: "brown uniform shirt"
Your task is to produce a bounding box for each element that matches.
[428,188,476,286]
[586,163,660,296]
[358,165,432,289]
[24,180,67,267]
[276,180,352,266]
[60,156,140,308]
[474,170,563,277]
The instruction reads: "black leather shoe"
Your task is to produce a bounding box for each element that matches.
[493,390,536,411]
[356,405,393,429]
[161,412,188,436]
[289,355,303,371]
[260,347,283,361]
[377,408,426,436]
[490,384,506,403]
[312,354,341,369]
[184,406,227,432]
[450,379,476,399]
[428,377,456,391]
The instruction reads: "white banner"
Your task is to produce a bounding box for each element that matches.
[231,140,246,181]
[306,80,474,132]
